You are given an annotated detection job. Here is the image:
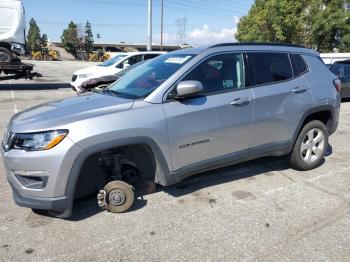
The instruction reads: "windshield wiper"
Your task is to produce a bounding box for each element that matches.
[103,89,123,97]
[92,89,103,94]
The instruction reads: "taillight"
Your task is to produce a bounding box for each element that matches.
[333,79,342,92]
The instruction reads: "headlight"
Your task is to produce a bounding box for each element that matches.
[79,73,92,79]
[12,130,68,151]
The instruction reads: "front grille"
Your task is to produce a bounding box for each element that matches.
[72,74,77,82]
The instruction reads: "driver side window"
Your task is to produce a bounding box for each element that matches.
[118,55,143,69]
[182,53,244,95]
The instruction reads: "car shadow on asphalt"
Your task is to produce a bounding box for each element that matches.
[66,193,148,221]
[65,143,334,221]
[164,156,290,198]
[66,156,289,221]
[0,83,71,90]
[164,143,333,198]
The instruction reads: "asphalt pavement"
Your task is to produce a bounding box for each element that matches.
[0,61,350,262]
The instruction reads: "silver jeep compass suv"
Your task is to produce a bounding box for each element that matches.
[1,43,341,217]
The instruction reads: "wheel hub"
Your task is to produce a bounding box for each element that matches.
[300,128,325,164]
[0,52,9,62]
[109,189,126,206]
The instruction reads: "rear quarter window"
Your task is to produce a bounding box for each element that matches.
[290,54,308,76]
[246,52,293,86]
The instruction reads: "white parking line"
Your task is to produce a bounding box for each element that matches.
[10,90,18,113]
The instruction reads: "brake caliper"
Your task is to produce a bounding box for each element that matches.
[97,190,107,209]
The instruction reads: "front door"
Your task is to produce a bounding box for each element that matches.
[163,53,253,171]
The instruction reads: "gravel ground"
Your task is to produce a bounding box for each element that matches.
[0,61,350,261]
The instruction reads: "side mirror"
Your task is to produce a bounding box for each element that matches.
[175,80,203,99]
[123,63,130,69]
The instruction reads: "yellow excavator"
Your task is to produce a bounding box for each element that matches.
[88,49,110,62]
[31,47,59,61]
[31,41,60,61]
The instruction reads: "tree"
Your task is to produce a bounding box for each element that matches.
[27,18,41,51]
[61,21,79,56]
[235,0,350,52]
[41,33,48,47]
[84,21,94,53]
[311,0,350,52]
[236,0,316,44]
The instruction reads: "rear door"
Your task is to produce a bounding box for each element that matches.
[247,52,313,155]
[163,53,253,171]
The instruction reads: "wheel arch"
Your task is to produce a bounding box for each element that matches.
[0,42,12,50]
[293,105,335,144]
[64,136,171,203]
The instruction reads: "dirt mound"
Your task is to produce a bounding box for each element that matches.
[51,45,75,61]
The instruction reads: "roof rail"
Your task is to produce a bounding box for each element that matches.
[209,42,306,49]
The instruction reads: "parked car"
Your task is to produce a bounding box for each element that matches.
[1,43,341,218]
[70,51,165,92]
[78,60,146,94]
[327,63,350,99]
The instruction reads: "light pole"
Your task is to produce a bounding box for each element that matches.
[147,0,152,51]
[160,0,164,51]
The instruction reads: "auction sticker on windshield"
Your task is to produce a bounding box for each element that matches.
[165,56,192,64]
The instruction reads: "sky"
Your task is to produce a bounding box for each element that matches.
[22,0,254,46]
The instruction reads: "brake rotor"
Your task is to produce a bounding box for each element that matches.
[103,181,134,213]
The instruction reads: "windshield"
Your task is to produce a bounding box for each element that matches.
[98,54,127,67]
[106,53,194,99]
[115,60,146,77]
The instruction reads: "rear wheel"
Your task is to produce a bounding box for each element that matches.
[289,120,328,170]
[0,47,12,63]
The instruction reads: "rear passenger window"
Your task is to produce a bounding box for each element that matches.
[247,53,293,86]
[290,54,308,76]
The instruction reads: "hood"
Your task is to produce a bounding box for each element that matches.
[9,93,134,132]
[74,65,104,75]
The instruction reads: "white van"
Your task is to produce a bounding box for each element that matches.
[320,53,350,64]
[0,0,26,62]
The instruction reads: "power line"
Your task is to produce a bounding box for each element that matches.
[175,17,187,44]
[165,0,249,14]
[36,20,175,28]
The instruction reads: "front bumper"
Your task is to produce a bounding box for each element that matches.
[1,136,82,216]
[70,76,87,91]
[10,181,71,214]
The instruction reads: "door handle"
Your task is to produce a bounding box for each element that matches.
[291,87,307,94]
[230,97,251,106]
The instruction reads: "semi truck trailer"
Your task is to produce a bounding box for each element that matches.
[0,0,40,80]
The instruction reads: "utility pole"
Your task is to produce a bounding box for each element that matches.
[147,0,152,51]
[160,0,164,51]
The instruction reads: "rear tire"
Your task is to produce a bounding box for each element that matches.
[289,120,328,171]
[0,47,13,63]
